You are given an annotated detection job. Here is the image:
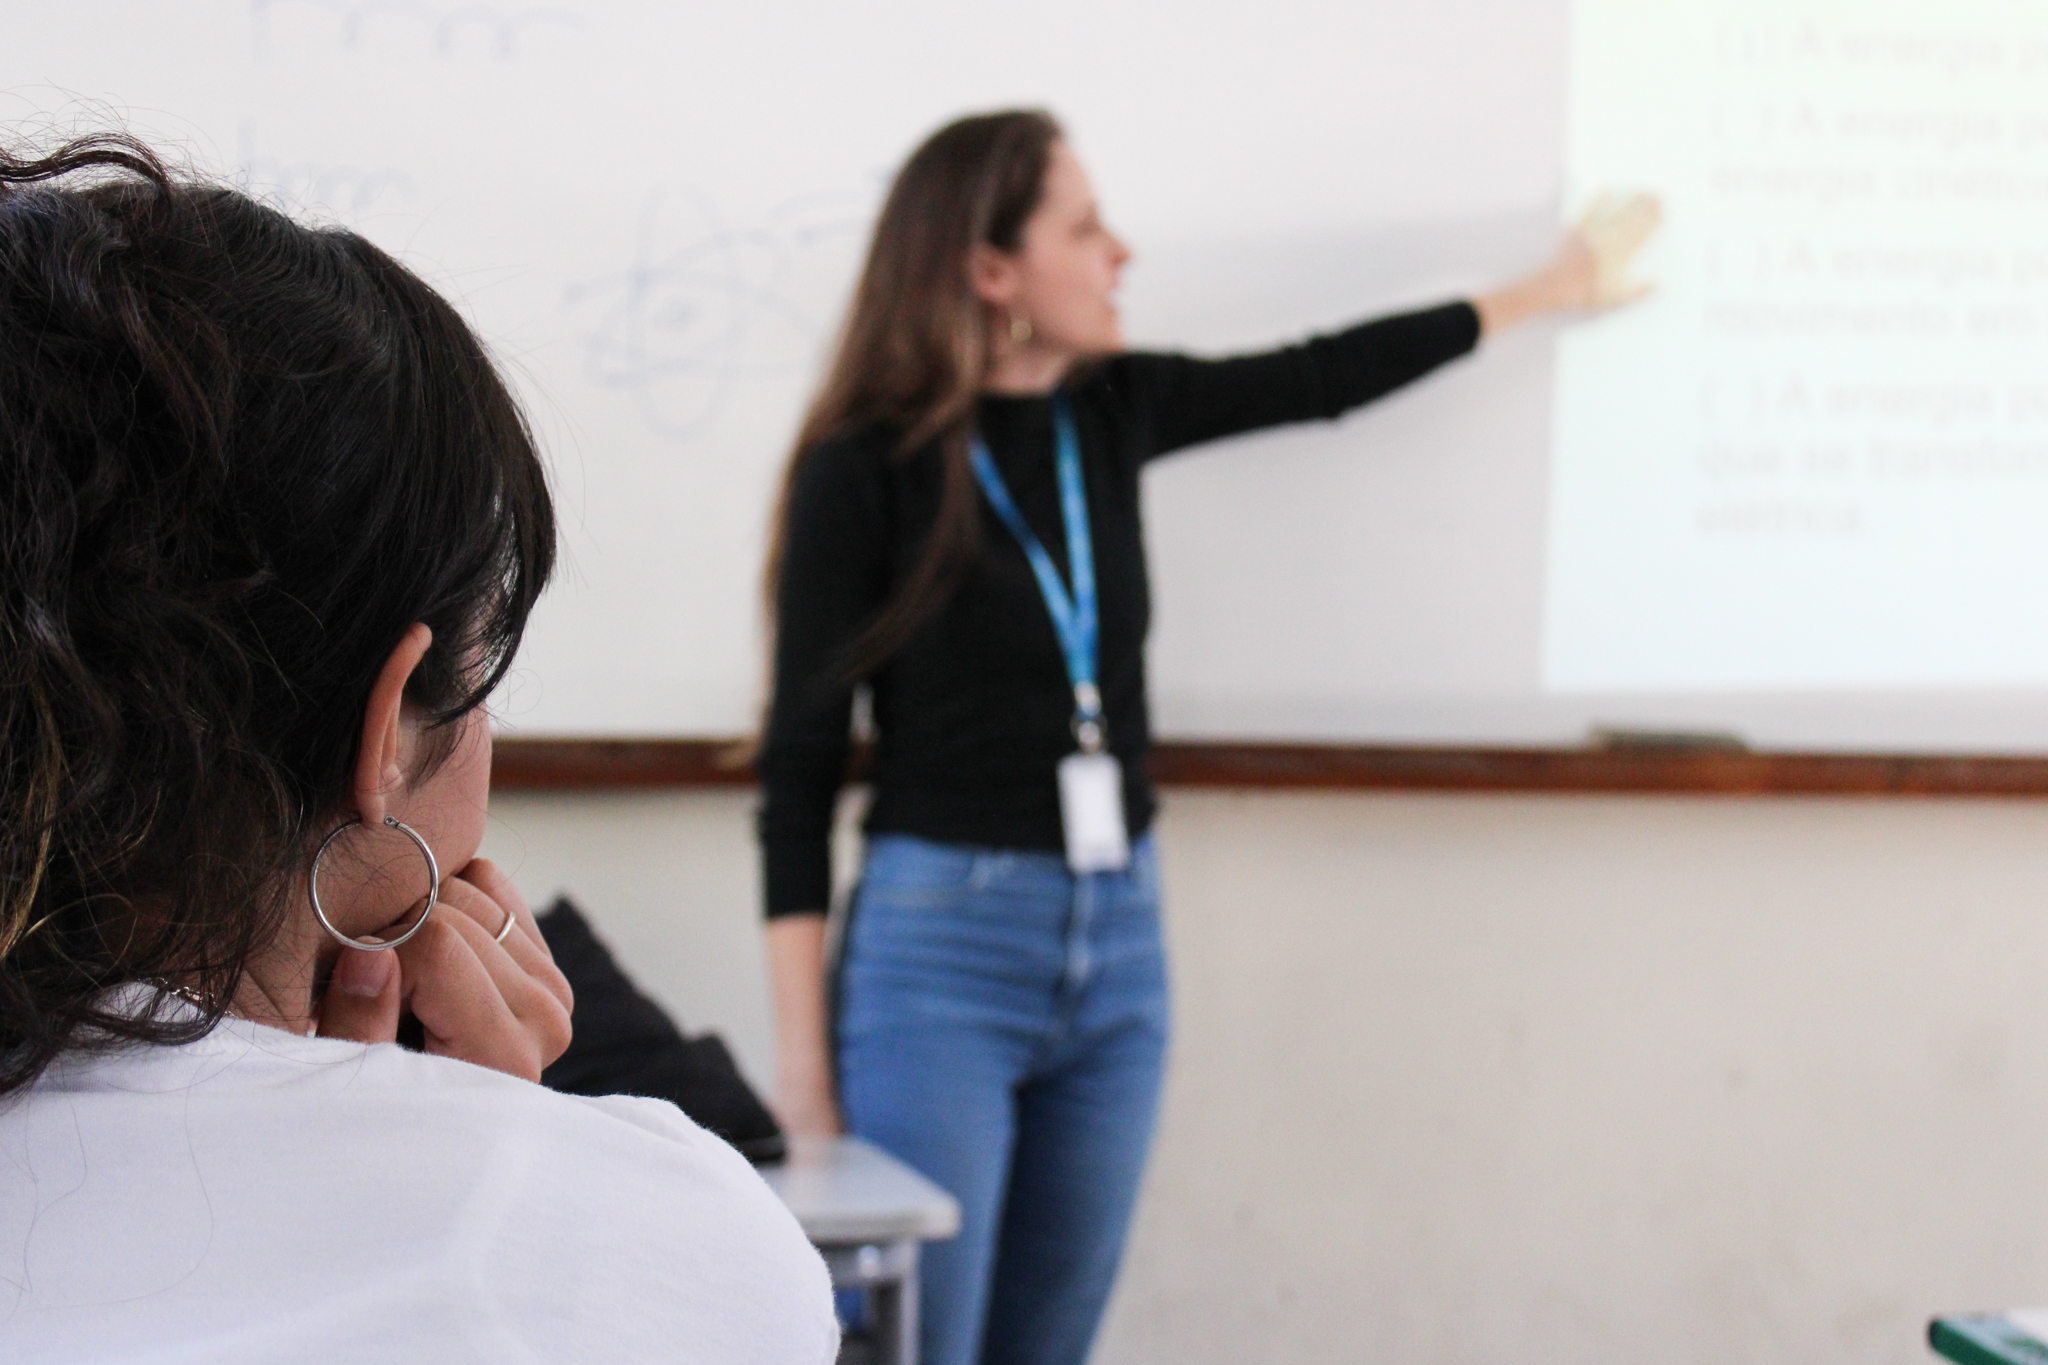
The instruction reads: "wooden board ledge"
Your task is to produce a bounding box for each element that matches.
[489,737,2048,797]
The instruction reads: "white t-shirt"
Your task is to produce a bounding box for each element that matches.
[0,1014,838,1363]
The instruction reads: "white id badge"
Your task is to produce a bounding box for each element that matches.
[1058,751,1130,872]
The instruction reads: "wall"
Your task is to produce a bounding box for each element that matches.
[481,788,2048,1365]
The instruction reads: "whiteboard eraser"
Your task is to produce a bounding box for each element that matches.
[1587,726,1748,752]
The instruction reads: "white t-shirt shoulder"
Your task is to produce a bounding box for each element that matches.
[0,1018,837,1364]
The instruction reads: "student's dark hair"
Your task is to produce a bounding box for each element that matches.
[0,134,556,1097]
[765,108,1061,678]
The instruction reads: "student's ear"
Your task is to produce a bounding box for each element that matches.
[350,623,434,827]
[968,243,1022,309]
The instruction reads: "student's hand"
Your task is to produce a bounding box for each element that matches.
[318,858,575,1082]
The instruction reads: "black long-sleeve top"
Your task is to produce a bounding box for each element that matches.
[757,300,1481,917]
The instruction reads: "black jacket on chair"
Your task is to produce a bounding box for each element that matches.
[536,896,786,1165]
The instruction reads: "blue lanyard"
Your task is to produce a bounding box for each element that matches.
[969,398,1106,753]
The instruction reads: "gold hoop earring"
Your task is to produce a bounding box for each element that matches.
[1009,310,1033,345]
[308,815,440,952]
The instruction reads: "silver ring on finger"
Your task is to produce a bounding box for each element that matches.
[494,904,517,943]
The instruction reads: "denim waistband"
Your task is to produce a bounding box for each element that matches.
[860,831,1157,901]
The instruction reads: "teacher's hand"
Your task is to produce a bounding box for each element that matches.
[1475,190,1662,336]
[1569,191,1663,308]
[773,1070,845,1139]
[318,858,575,1082]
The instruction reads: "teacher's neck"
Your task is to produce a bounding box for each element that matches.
[981,343,1075,397]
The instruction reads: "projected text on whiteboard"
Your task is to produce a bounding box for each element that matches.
[1549,0,2048,691]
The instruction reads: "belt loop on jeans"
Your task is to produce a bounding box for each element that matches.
[969,849,1002,892]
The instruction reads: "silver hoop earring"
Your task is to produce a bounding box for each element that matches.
[308,815,440,952]
[1009,310,1033,344]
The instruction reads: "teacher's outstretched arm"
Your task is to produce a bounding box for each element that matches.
[1115,190,1663,462]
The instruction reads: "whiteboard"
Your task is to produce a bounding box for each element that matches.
[13,0,2048,753]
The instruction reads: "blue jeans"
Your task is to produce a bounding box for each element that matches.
[836,833,1170,1365]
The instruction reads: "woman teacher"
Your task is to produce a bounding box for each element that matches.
[758,109,1656,1365]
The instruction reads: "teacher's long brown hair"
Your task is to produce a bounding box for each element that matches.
[765,109,1061,680]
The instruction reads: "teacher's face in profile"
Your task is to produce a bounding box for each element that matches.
[978,140,1132,359]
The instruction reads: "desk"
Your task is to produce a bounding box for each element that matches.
[763,1135,961,1365]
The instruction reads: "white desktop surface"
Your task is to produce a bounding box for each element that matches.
[762,1135,961,1246]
